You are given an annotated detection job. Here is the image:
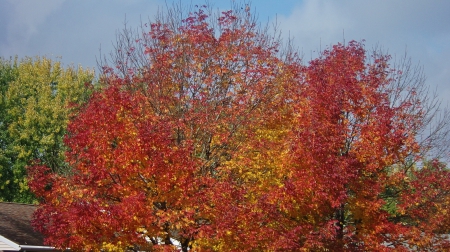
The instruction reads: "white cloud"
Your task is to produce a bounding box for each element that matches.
[1,0,163,68]
[276,0,450,104]
[1,0,448,104]
[0,0,65,56]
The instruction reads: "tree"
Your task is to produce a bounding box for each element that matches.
[0,57,19,201]
[0,56,94,203]
[29,3,450,251]
[250,42,449,251]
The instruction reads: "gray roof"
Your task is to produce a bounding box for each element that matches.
[0,202,45,246]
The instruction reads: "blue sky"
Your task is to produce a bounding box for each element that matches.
[1,0,449,105]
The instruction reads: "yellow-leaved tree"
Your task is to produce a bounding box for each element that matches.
[0,56,94,203]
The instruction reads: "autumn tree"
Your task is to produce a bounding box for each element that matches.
[29,3,450,251]
[253,43,450,251]
[0,56,94,203]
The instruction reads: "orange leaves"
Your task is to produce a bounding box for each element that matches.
[27,4,450,251]
[30,81,203,250]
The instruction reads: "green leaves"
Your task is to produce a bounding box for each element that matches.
[0,57,19,201]
[0,56,94,203]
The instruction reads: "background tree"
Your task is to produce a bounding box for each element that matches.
[0,57,19,202]
[29,3,450,251]
[0,56,94,203]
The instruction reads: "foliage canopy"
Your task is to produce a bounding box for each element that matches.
[0,56,94,202]
[28,4,450,251]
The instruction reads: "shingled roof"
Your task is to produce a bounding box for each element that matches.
[0,202,54,251]
[0,202,44,246]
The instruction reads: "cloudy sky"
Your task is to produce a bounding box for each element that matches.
[1,0,449,105]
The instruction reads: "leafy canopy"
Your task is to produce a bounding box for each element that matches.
[0,56,94,203]
[28,4,450,251]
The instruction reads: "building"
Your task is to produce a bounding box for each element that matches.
[0,202,54,251]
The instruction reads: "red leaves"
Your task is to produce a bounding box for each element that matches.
[28,5,449,251]
[30,80,204,250]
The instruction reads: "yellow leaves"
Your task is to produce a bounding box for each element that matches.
[17,9,449,251]
[101,241,124,251]
[4,57,94,178]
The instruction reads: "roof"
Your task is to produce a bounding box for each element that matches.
[0,202,45,246]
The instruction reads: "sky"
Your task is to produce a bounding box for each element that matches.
[1,0,449,106]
